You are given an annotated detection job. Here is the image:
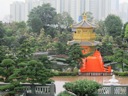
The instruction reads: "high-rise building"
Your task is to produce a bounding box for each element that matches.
[111,0,119,15]
[119,3,128,23]
[25,0,39,21]
[10,1,25,22]
[88,0,99,20]
[10,0,122,23]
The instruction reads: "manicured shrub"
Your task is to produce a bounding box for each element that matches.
[114,71,128,76]
[63,79,102,96]
[58,91,74,96]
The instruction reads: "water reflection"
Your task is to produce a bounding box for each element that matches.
[52,76,128,95]
[52,76,128,84]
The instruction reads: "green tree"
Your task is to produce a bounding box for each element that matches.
[95,20,107,36]
[26,60,53,84]
[28,3,57,34]
[67,44,91,70]
[0,59,15,82]
[38,55,52,69]
[60,12,73,31]
[58,31,72,44]
[55,12,73,32]
[0,21,5,45]
[98,35,114,57]
[53,42,67,54]
[9,62,27,82]
[109,48,128,72]
[124,23,128,41]
[104,14,123,37]
[28,17,43,34]
[16,39,33,62]
[63,79,101,96]
[0,46,9,63]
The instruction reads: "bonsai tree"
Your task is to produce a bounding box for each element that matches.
[26,60,54,84]
[10,60,54,84]
[67,44,92,71]
[0,59,15,82]
[9,62,28,82]
[0,59,22,96]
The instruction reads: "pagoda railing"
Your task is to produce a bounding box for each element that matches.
[79,72,112,76]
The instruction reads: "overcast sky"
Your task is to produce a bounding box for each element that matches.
[0,0,128,21]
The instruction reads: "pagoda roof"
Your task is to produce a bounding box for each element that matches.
[72,20,95,28]
[72,14,95,31]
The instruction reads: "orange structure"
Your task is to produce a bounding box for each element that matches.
[68,14,111,75]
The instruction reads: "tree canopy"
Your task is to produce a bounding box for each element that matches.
[28,3,56,34]
[105,14,123,37]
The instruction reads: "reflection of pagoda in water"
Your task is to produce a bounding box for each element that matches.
[68,14,111,75]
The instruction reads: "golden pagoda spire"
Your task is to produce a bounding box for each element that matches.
[83,12,87,21]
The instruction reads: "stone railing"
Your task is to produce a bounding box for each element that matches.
[23,83,55,96]
[0,83,56,96]
[97,85,128,96]
[65,85,128,96]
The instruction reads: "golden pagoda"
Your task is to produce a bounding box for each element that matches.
[68,13,111,75]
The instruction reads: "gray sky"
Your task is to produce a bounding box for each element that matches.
[0,0,128,21]
[0,0,25,21]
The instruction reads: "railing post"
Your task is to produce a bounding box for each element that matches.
[50,83,55,95]
[31,84,35,94]
[111,85,114,96]
[127,86,128,96]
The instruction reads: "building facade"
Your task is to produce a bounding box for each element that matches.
[10,0,127,23]
[10,1,25,22]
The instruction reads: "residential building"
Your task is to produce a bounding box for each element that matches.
[119,3,128,23]
[10,1,25,22]
[10,0,126,23]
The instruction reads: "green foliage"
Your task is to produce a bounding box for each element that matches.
[9,62,27,82]
[58,91,74,96]
[16,39,33,62]
[0,46,9,63]
[0,59,15,82]
[26,60,54,84]
[29,17,43,34]
[0,22,5,45]
[0,82,25,95]
[124,23,128,39]
[54,42,67,54]
[105,14,123,37]
[63,79,102,96]
[106,48,128,72]
[95,20,107,37]
[98,42,113,56]
[0,21,5,38]
[67,44,92,69]
[114,71,128,76]
[28,3,56,34]
[57,32,72,44]
[38,55,52,69]
[55,12,73,31]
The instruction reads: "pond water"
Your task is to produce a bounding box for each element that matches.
[52,76,128,95]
